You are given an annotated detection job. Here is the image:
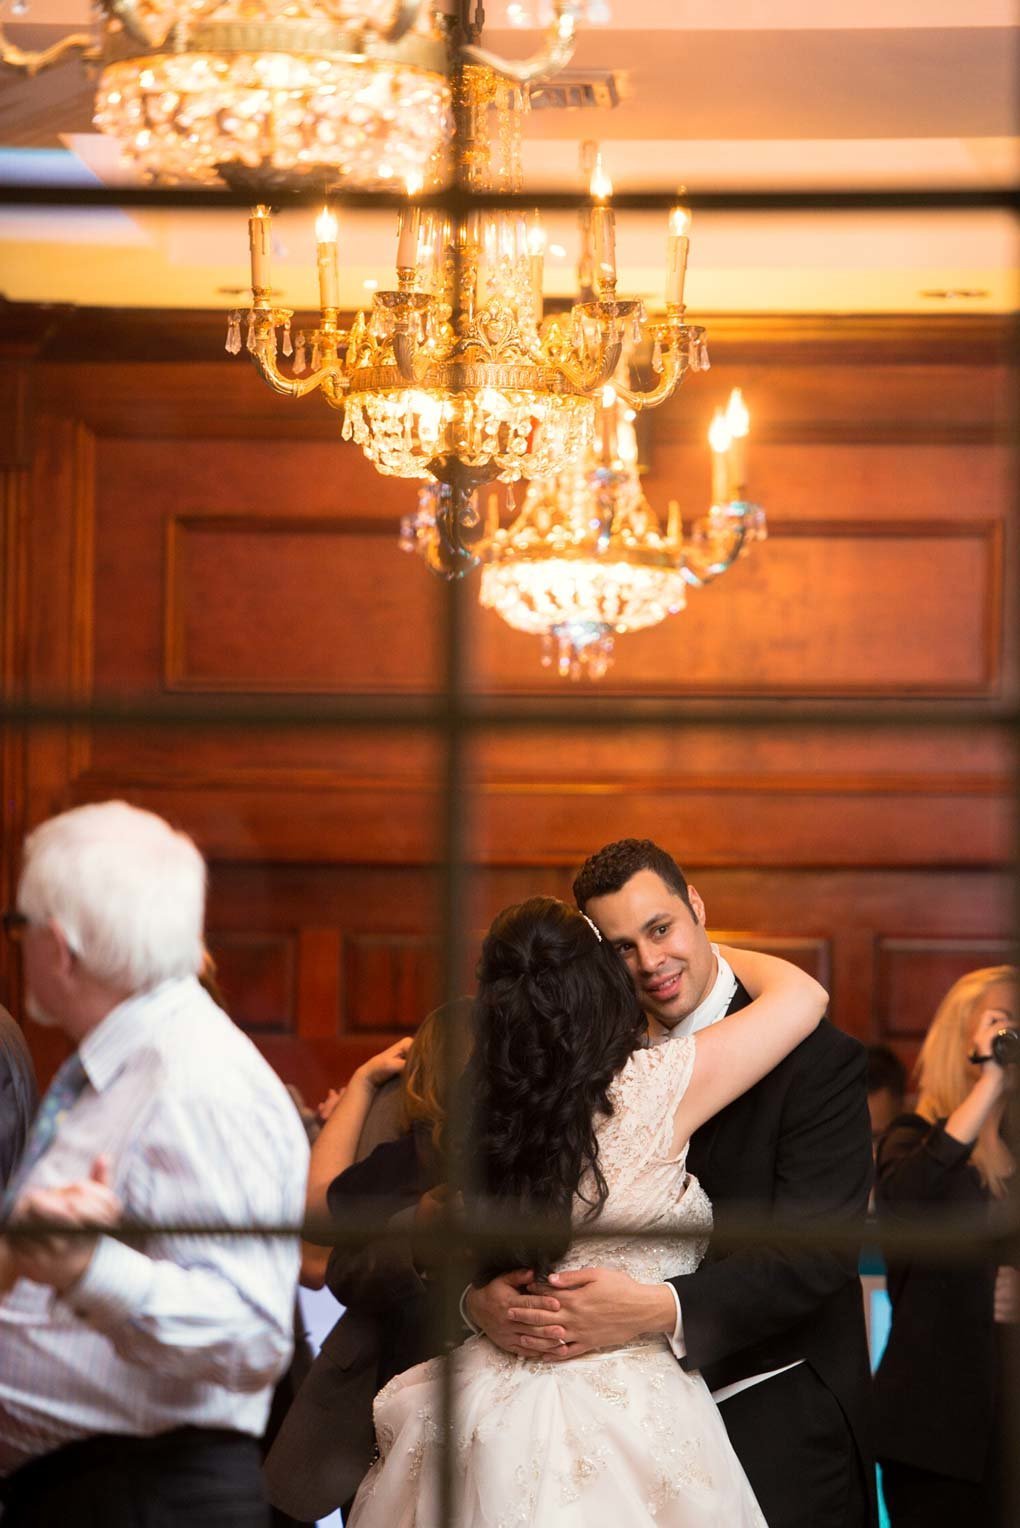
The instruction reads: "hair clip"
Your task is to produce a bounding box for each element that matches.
[581,912,603,942]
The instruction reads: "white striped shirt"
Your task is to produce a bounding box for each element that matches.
[0,976,309,1474]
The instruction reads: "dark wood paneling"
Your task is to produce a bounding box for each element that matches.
[3,311,1014,1097]
[205,930,296,1034]
[166,514,440,693]
[465,519,1003,696]
[875,937,1019,1041]
[295,928,342,1041]
[711,934,832,988]
[653,361,1014,446]
[343,933,445,1034]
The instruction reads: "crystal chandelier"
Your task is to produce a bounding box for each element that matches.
[0,1,589,191]
[236,75,708,510]
[403,386,766,678]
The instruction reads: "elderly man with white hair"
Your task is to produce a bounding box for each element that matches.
[0,800,309,1527]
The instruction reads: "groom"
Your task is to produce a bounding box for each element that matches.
[465,838,875,1527]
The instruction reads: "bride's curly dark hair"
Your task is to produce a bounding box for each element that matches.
[466,896,645,1281]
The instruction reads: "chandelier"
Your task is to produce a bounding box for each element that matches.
[402,385,766,678]
[235,76,708,510]
[0,1,589,191]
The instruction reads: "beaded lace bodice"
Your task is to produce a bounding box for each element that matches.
[557,1036,712,1286]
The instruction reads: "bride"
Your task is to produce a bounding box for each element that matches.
[347,897,827,1527]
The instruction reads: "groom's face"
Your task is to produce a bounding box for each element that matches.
[586,869,716,1030]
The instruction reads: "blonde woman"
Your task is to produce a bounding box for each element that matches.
[873,964,1018,1526]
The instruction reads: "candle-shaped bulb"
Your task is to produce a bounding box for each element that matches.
[249,203,272,294]
[589,154,612,202]
[668,205,693,238]
[709,407,732,506]
[589,154,616,290]
[725,386,749,437]
[708,409,732,455]
[396,204,421,272]
[724,387,749,496]
[404,170,424,197]
[527,214,545,327]
[315,205,339,310]
[315,206,338,245]
[601,383,617,409]
[666,203,692,306]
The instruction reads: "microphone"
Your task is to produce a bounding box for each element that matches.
[968,1027,1020,1067]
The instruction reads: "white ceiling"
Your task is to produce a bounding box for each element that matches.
[0,0,1016,312]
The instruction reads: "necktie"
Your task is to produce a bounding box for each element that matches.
[1,1052,88,1218]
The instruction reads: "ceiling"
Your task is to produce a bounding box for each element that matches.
[0,0,1016,313]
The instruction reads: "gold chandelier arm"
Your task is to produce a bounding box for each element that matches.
[682,524,749,587]
[0,21,99,76]
[610,346,686,411]
[460,0,578,85]
[553,333,623,395]
[249,323,344,401]
[251,349,341,399]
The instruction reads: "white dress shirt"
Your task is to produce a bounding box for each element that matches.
[656,947,801,1403]
[0,976,309,1474]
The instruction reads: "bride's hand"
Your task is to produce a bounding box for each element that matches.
[353,1036,413,1089]
[509,1267,678,1360]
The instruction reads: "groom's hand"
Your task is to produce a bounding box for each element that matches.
[464,1269,565,1354]
[510,1268,676,1360]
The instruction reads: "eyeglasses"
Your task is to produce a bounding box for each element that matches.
[1,910,29,943]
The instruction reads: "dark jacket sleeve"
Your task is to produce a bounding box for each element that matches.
[875,1113,976,1210]
[0,1010,38,1188]
[324,1135,429,1312]
[673,1028,872,1372]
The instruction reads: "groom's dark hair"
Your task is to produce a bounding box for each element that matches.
[573,838,695,918]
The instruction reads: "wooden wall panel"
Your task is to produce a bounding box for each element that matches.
[875,937,1018,1040]
[343,934,445,1034]
[709,934,831,982]
[166,515,440,692]
[205,930,296,1034]
[464,519,1002,696]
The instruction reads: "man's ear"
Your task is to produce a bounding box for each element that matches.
[686,885,707,927]
[47,920,78,981]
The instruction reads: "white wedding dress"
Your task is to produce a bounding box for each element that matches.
[346,1037,767,1528]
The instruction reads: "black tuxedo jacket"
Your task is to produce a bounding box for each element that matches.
[675,985,874,1478]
